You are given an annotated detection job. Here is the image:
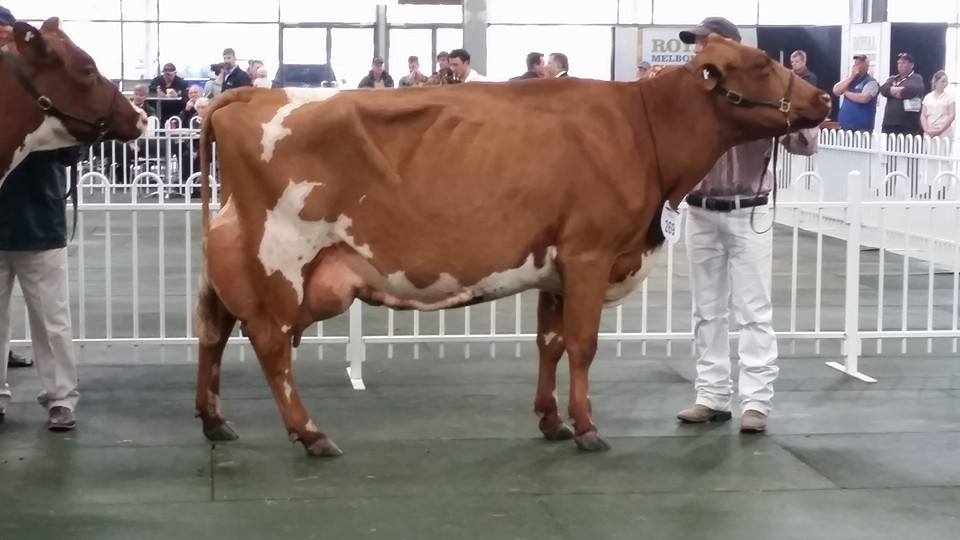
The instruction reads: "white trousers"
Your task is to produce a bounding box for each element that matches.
[0,248,79,412]
[685,205,778,415]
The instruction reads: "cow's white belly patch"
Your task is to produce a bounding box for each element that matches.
[261,87,339,163]
[604,247,663,306]
[372,247,561,310]
[2,116,78,188]
[258,180,373,305]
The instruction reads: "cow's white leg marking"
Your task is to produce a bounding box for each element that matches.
[258,180,374,305]
[542,331,560,346]
[305,420,320,433]
[283,381,293,403]
[261,87,339,163]
[2,117,78,188]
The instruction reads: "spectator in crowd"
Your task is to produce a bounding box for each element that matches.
[205,62,225,99]
[511,52,544,80]
[0,146,85,431]
[131,83,156,117]
[674,16,821,434]
[790,50,818,87]
[449,49,486,82]
[636,61,652,80]
[833,54,880,133]
[426,51,457,85]
[149,62,188,98]
[880,52,926,136]
[545,52,569,78]
[247,59,264,80]
[0,2,31,369]
[359,56,395,88]
[921,71,956,140]
[221,48,253,92]
[253,66,271,88]
[178,85,204,126]
[399,56,429,87]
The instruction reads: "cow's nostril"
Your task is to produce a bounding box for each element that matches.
[819,93,832,107]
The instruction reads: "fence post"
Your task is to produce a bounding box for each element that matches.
[826,170,877,383]
[346,301,366,390]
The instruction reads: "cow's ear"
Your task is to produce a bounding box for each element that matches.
[40,17,62,33]
[699,64,722,92]
[13,22,53,65]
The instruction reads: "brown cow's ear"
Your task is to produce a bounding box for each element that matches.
[40,17,62,33]
[13,22,52,65]
[699,64,722,92]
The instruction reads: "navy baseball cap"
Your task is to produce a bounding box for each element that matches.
[0,6,16,26]
[680,17,742,44]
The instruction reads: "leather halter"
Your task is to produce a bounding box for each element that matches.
[2,46,119,143]
[687,61,797,128]
[684,61,798,234]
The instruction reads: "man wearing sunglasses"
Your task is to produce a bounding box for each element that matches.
[880,52,926,135]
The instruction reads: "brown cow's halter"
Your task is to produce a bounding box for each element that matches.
[692,63,797,234]
[2,47,119,144]
[712,69,796,128]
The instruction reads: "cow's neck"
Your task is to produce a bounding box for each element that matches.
[635,68,738,208]
[0,46,56,186]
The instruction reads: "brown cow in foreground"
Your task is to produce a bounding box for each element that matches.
[0,17,146,187]
[195,35,831,456]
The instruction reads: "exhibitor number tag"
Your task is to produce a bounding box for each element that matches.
[661,202,681,244]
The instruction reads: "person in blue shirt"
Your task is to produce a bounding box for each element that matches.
[833,54,880,133]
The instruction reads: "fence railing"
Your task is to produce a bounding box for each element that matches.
[8,128,960,385]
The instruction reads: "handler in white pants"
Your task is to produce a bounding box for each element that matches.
[0,249,79,414]
[674,17,821,433]
[0,146,83,431]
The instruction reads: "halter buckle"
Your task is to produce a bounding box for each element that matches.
[37,96,54,111]
[725,90,743,105]
[779,99,792,114]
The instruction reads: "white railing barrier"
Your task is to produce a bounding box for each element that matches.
[826,171,875,382]
[11,128,960,385]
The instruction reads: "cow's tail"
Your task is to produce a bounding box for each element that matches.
[200,114,215,235]
[199,87,259,236]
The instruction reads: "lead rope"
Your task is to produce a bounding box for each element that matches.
[750,136,780,235]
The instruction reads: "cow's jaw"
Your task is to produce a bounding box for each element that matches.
[0,116,78,189]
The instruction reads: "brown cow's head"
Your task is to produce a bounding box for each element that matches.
[7,18,146,145]
[692,34,830,137]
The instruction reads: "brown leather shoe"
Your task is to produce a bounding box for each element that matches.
[677,404,732,423]
[740,410,768,433]
[47,406,76,432]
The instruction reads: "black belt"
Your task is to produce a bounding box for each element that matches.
[685,194,768,212]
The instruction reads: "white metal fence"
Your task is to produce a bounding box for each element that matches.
[7,127,960,385]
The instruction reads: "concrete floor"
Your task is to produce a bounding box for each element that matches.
[1,348,959,539]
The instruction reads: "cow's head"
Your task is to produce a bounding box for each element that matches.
[6,18,146,145]
[690,34,830,137]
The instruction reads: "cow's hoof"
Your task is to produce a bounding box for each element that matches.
[574,432,611,453]
[541,422,575,441]
[305,438,343,458]
[203,421,239,442]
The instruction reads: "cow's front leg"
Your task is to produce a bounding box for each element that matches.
[561,258,612,452]
[534,292,574,441]
[245,315,342,457]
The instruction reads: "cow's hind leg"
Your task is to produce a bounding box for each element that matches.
[245,315,342,457]
[195,279,239,442]
[561,259,612,452]
[534,292,574,441]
